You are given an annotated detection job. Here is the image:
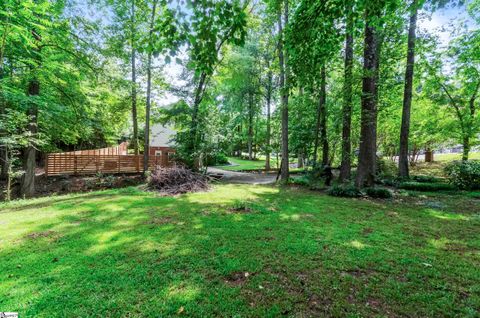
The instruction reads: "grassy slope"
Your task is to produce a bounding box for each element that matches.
[435,152,480,161]
[214,157,278,171]
[411,152,480,177]
[1,185,479,317]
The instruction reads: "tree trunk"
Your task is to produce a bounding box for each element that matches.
[297,150,304,168]
[265,69,272,171]
[319,66,328,166]
[143,0,158,174]
[0,46,7,180]
[340,4,354,182]
[0,149,7,180]
[20,79,39,198]
[313,66,328,166]
[355,5,381,188]
[462,136,470,161]
[6,148,11,201]
[278,0,289,180]
[398,0,418,178]
[248,92,254,160]
[189,71,207,169]
[425,148,433,162]
[131,0,139,156]
[462,81,480,161]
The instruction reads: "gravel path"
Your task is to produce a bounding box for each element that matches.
[207,167,277,185]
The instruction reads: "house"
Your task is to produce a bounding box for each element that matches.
[149,123,176,161]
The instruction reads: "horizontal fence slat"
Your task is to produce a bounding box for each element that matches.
[45,153,174,176]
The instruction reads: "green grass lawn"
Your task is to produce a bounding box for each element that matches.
[411,152,480,177]
[435,152,480,162]
[1,185,479,317]
[213,156,304,172]
[214,156,279,171]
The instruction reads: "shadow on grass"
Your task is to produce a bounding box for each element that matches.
[1,186,479,317]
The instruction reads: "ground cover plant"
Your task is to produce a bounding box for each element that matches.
[1,184,479,317]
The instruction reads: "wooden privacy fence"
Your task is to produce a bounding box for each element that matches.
[50,142,129,156]
[45,153,173,176]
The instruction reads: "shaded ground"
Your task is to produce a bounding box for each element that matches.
[1,184,479,317]
[0,174,143,200]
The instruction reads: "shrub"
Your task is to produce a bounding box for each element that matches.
[444,160,480,190]
[412,175,440,183]
[364,187,393,199]
[398,181,455,192]
[378,176,407,187]
[289,176,325,191]
[289,176,310,186]
[206,152,229,166]
[327,185,362,198]
[376,158,398,178]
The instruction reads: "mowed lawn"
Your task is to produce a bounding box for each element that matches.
[214,157,278,171]
[1,185,479,317]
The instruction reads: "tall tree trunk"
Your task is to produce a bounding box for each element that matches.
[313,66,327,166]
[0,89,7,181]
[278,0,289,180]
[248,91,254,160]
[398,0,418,178]
[462,81,480,161]
[355,5,381,188]
[189,71,207,169]
[131,0,139,155]
[462,135,470,161]
[319,66,328,166]
[143,0,158,174]
[0,38,7,180]
[20,79,39,198]
[340,5,354,182]
[297,149,304,168]
[265,69,272,171]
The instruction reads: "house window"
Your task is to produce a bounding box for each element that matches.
[155,150,162,156]
[167,152,175,161]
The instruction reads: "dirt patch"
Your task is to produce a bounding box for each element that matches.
[224,271,252,286]
[145,216,175,226]
[26,230,57,240]
[362,227,374,236]
[341,268,376,278]
[386,211,399,217]
[228,206,252,214]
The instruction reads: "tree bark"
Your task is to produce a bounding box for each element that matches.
[398,0,418,178]
[191,72,207,147]
[462,136,470,161]
[319,66,328,166]
[278,0,289,180]
[355,5,381,188]
[20,79,39,198]
[265,69,272,171]
[340,4,354,182]
[143,0,158,174]
[297,149,304,168]
[247,91,254,160]
[462,81,480,161]
[425,148,433,162]
[313,66,328,166]
[131,0,139,155]
[0,40,7,180]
